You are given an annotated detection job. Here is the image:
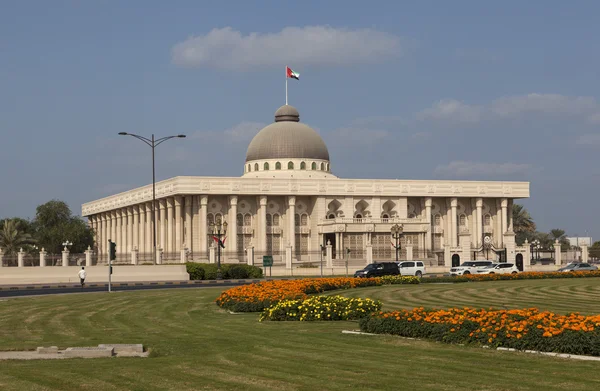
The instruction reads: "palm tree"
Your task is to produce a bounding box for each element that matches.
[549,228,570,250]
[512,204,536,244]
[0,219,35,255]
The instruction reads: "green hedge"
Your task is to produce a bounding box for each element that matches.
[186,262,263,280]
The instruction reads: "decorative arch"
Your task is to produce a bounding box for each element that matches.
[355,199,370,218]
[320,162,325,171]
[459,213,467,226]
[276,162,281,170]
[247,164,251,172]
[326,163,330,171]
[254,163,259,171]
[381,200,396,217]
[434,213,442,226]
[236,213,243,226]
[264,162,269,170]
[243,213,252,226]
[327,199,343,218]
[300,161,306,170]
[311,162,317,170]
[288,161,294,169]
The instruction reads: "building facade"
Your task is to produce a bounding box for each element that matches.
[82,105,530,268]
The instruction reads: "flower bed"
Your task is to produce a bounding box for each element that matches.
[259,296,382,321]
[423,270,600,284]
[216,276,419,312]
[359,307,600,356]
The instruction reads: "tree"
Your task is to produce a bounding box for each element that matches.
[512,204,536,245]
[549,228,570,250]
[33,200,94,254]
[0,219,36,255]
[589,241,600,260]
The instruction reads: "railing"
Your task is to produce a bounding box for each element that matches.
[320,217,427,225]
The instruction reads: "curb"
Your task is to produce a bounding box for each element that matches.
[0,279,265,291]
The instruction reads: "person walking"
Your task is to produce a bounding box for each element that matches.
[78,267,87,288]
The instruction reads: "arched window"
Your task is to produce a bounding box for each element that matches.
[326,163,330,171]
[266,214,272,226]
[300,161,306,170]
[214,213,223,225]
[311,162,317,170]
[236,214,243,226]
[381,213,390,219]
[320,163,325,171]
[327,213,335,219]
[254,163,259,171]
[295,213,300,226]
[434,214,442,226]
[264,162,269,170]
[272,214,280,226]
[484,214,491,226]
[247,164,251,172]
[288,161,294,169]
[244,214,251,226]
[459,214,467,226]
[301,214,308,226]
[275,162,281,170]
[355,213,363,219]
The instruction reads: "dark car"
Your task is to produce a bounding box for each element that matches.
[354,262,399,278]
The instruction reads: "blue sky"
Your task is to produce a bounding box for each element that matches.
[1,1,599,240]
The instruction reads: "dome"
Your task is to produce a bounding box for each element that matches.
[245,105,330,162]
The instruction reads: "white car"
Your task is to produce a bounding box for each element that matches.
[477,263,519,275]
[449,261,494,276]
[397,261,426,277]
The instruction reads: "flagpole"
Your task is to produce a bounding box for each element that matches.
[285,75,288,105]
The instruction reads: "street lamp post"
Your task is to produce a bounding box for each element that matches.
[391,224,403,263]
[209,218,228,280]
[530,239,540,263]
[118,132,186,265]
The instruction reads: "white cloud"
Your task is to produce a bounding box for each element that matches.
[491,93,598,117]
[193,121,265,143]
[416,99,482,123]
[416,93,600,125]
[172,26,402,70]
[575,133,600,146]
[434,161,533,177]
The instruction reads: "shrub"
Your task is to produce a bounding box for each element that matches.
[260,296,382,321]
[359,307,600,356]
[185,263,263,280]
[422,270,600,284]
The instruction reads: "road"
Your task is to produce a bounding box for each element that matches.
[0,280,256,298]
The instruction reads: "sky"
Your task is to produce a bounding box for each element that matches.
[1,0,599,240]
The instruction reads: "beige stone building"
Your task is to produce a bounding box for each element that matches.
[82,105,530,269]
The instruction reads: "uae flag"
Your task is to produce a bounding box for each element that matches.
[286,66,300,80]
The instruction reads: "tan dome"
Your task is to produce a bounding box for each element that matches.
[245,105,330,162]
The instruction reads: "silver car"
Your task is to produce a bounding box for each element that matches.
[557,263,598,272]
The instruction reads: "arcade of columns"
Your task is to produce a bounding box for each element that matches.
[88,193,515,260]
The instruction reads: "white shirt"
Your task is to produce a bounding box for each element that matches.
[78,270,87,279]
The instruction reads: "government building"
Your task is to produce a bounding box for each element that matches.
[82,105,530,270]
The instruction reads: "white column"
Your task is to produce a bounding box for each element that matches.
[133,207,139,251]
[501,198,508,236]
[125,208,132,253]
[174,196,182,252]
[507,199,514,232]
[554,239,561,265]
[451,198,458,247]
[159,199,167,251]
[146,202,153,254]
[40,248,46,267]
[476,198,483,247]
[116,209,123,254]
[287,196,295,252]
[110,211,116,247]
[229,196,238,254]
[496,200,503,248]
[185,196,192,250]
[139,205,145,253]
[259,196,268,253]
[200,195,208,255]
[167,197,174,253]
[425,197,432,252]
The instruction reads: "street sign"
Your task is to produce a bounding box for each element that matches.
[262,255,273,267]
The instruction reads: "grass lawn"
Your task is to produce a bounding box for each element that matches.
[0,279,598,390]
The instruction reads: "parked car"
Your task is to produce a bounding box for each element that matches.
[449,261,494,276]
[557,263,598,272]
[396,261,426,277]
[477,263,519,274]
[354,262,399,278]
